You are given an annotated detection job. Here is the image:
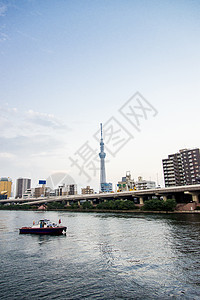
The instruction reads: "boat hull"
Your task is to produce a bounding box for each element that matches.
[19,226,67,235]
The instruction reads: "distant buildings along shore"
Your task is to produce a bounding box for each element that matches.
[1,130,200,199]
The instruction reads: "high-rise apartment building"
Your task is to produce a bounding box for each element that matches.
[0,177,12,198]
[15,178,31,199]
[162,148,200,187]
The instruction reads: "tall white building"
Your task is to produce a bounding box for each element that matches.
[15,178,31,199]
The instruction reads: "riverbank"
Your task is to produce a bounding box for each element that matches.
[1,198,200,213]
[63,208,200,214]
[1,206,200,214]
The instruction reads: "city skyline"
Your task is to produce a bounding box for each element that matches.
[4,146,200,197]
[1,1,200,191]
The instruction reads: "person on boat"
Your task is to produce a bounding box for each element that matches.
[40,221,44,228]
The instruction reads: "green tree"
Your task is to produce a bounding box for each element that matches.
[70,203,79,209]
[142,199,164,211]
[162,199,177,211]
[82,201,94,209]
[47,202,65,209]
[142,198,176,211]
[96,201,108,209]
[96,199,136,210]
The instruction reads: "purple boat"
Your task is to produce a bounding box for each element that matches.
[19,219,67,235]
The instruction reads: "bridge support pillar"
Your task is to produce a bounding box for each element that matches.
[185,191,199,204]
[90,200,93,205]
[66,201,70,206]
[139,197,144,205]
[78,201,81,206]
[163,195,167,202]
[192,193,199,204]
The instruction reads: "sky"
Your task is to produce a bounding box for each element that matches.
[0,0,200,194]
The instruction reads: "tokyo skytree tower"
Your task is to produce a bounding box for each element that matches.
[99,123,106,186]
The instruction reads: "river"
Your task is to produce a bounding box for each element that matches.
[0,210,200,299]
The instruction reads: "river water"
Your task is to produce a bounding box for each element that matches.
[0,211,200,299]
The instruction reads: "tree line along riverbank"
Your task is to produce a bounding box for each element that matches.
[1,198,199,212]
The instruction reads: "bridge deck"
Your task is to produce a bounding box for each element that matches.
[1,184,200,205]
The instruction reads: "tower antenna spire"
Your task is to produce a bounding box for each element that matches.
[100,123,103,139]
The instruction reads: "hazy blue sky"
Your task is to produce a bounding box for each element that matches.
[1,0,200,193]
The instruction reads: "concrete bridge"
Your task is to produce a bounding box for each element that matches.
[1,184,200,206]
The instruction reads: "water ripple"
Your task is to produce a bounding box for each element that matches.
[0,211,200,299]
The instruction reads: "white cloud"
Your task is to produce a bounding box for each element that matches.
[0,104,18,114]
[0,104,71,185]
[0,31,8,42]
[0,105,70,138]
[16,30,38,42]
[26,109,68,130]
[0,152,16,159]
[0,105,69,157]
[0,135,64,155]
[0,3,7,16]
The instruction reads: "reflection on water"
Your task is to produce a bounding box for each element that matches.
[0,211,200,299]
[30,234,67,246]
[0,217,8,232]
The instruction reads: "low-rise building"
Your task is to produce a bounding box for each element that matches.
[66,184,77,195]
[117,171,135,192]
[23,188,35,199]
[135,176,156,190]
[57,184,78,196]
[101,182,113,193]
[35,186,45,198]
[82,186,94,194]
